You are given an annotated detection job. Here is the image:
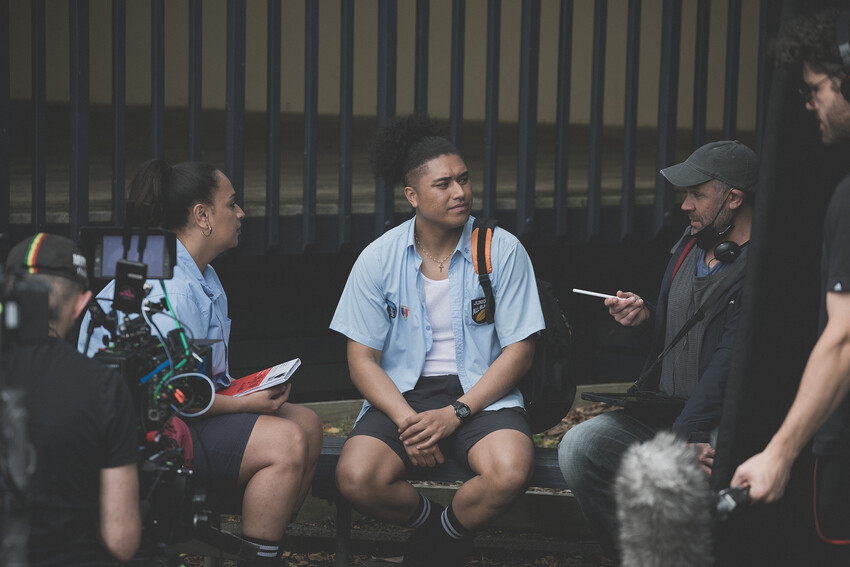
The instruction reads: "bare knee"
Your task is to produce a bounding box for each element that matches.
[278,404,323,462]
[335,445,403,506]
[260,419,309,474]
[468,431,534,499]
[335,456,378,503]
[483,457,533,497]
[300,408,324,458]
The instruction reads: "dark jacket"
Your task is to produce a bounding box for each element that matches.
[643,228,747,443]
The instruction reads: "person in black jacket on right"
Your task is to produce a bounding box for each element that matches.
[558,140,759,558]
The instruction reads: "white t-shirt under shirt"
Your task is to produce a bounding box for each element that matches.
[421,274,458,376]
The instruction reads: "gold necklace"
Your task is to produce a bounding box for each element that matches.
[415,233,453,272]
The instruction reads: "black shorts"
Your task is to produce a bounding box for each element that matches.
[186,412,259,510]
[349,374,531,469]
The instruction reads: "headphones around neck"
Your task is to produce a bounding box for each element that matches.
[836,10,850,101]
[713,240,745,264]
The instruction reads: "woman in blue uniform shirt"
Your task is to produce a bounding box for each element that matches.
[79,160,321,566]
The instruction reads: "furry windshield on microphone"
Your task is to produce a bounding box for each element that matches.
[615,431,714,567]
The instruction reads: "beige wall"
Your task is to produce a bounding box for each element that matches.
[9,0,761,130]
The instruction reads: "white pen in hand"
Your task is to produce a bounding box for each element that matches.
[572,288,626,300]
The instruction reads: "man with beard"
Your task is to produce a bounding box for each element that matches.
[559,140,759,558]
[732,8,850,550]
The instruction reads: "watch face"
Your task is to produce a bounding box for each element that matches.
[454,402,471,419]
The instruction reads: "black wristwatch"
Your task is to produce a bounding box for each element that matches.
[452,401,471,423]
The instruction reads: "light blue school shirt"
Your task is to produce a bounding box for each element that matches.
[330,216,545,419]
[77,240,233,389]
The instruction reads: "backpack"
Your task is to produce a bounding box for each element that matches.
[471,218,577,433]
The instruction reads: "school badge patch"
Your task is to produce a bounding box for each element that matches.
[386,299,397,319]
[399,305,409,320]
[471,297,489,324]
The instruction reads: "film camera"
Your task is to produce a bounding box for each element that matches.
[78,224,263,564]
[80,226,214,561]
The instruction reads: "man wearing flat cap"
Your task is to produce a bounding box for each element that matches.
[3,233,140,565]
[558,140,760,557]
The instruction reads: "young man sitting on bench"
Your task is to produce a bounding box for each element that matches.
[330,114,545,567]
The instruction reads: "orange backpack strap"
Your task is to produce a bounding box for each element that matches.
[472,218,499,324]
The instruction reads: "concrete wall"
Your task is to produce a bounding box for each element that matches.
[9,0,761,129]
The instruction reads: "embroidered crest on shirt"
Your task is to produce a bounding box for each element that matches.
[386,299,397,319]
[399,305,409,320]
[471,297,489,323]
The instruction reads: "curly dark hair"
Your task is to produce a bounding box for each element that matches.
[773,8,844,74]
[370,114,460,188]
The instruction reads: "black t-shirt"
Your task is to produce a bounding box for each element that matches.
[6,338,137,566]
[813,175,850,456]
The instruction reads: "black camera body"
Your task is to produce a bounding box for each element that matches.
[91,326,215,557]
[92,322,213,445]
[80,227,221,561]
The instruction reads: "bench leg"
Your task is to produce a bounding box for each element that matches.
[335,498,352,567]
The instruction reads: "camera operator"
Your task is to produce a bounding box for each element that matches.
[3,233,140,566]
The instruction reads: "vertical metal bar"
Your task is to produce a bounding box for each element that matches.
[414,0,429,115]
[339,0,354,248]
[151,0,165,159]
[112,0,126,226]
[754,0,772,155]
[515,0,540,238]
[482,0,501,220]
[692,0,710,150]
[620,0,641,239]
[69,0,90,240]
[189,0,203,161]
[335,499,352,567]
[554,0,573,238]
[723,0,741,139]
[0,0,9,235]
[450,0,465,149]
[653,0,681,235]
[375,0,397,235]
[586,0,606,240]
[226,0,246,204]
[303,0,318,249]
[266,0,281,248]
[31,0,46,233]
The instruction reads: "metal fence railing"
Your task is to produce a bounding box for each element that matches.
[4,0,779,254]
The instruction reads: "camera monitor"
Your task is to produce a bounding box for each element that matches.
[81,227,177,280]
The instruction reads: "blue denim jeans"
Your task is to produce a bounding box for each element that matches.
[558,410,662,556]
